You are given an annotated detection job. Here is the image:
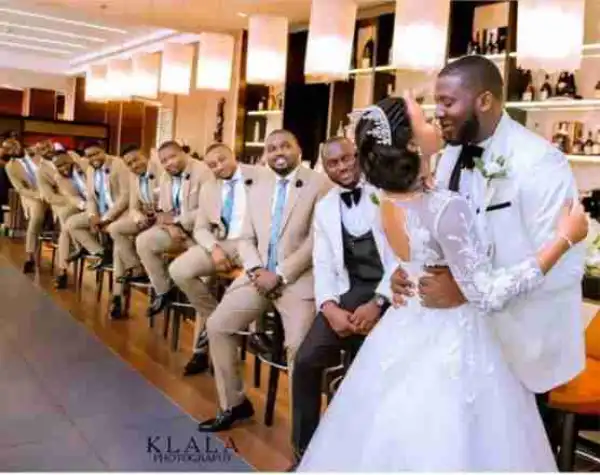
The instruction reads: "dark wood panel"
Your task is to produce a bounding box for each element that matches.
[119,101,144,153]
[29,88,56,119]
[142,105,158,155]
[0,88,23,116]
[74,76,108,124]
[106,102,122,155]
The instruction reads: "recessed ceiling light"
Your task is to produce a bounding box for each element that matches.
[0,21,107,42]
[0,7,128,34]
[237,12,248,17]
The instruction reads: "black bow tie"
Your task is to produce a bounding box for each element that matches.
[459,144,484,170]
[340,188,362,208]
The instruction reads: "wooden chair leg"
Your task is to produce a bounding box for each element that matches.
[108,272,113,295]
[240,334,248,361]
[558,412,579,471]
[163,308,171,339]
[253,355,262,388]
[123,285,132,317]
[171,312,181,352]
[96,270,104,302]
[77,259,84,291]
[264,365,280,427]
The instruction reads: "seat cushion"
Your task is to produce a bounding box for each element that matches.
[550,357,600,413]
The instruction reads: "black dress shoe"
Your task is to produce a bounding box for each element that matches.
[147,288,175,317]
[197,398,254,432]
[22,260,35,274]
[109,295,126,320]
[66,248,87,263]
[124,274,150,285]
[54,273,68,289]
[87,253,111,271]
[195,330,209,350]
[183,353,209,376]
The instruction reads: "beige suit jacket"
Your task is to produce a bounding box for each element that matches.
[235,165,332,298]
[37,160,70,208]
[193,163,265,252]
[55,164,89,211]
[158,158,212,229]
[85,155,130,222]
[6,157,41,201]
[128,158,162,225]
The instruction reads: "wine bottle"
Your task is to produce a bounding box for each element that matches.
[572,130,584,155]
[497,34,507,54]
[568,73,578,98]
[593,128,600,155]
[555,72,569,97]
[585,131,595,155]
[362,38,374,68]
[253,122,261,142]
[522,70,534,101]
[487,31,497,55]
[539,75,552,101]
[595,81,600,100]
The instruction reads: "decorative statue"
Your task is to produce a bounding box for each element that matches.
[213,98,226,143]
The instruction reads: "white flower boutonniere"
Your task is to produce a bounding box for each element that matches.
[474,153,510,207]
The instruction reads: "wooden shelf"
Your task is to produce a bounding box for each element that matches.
[245,141,265,148]
[568,155,600,164]
[506,99,600,111]
[247,110,283,117]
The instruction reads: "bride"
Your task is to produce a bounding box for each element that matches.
[297,96,588,472]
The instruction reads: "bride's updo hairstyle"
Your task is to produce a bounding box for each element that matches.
[355,96,420,192]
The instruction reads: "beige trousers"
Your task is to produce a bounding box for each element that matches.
[135,225,191,295]
[206,279,316,410]
[53,205,82,270]
[64,213,103,255]
[169,240,240,354]
[107,215,143,295]
[21,198,47,254]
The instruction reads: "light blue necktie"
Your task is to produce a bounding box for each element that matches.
[172,175,182,214]
[21,158,37,187]
[267,179,288,272]
[95,169,107,215]
[221,179,237,236]
[140,174,151,204]
[72,170,86,199]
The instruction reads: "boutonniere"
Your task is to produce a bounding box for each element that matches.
[369,192,380,206]
[147,173,155,180]
[104,167,111,174]
[183,172,191,180]
[474,153,510,207]
[295,179,303,188]
[244,178,253,186]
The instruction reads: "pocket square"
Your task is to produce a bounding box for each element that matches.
[486,201,511,212]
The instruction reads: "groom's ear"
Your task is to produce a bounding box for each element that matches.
[476,91,493,113]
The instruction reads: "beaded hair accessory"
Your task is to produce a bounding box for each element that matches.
[351,105,393,146]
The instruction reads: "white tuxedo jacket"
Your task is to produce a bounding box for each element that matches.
[436,112,586,393]
[312,182,380,309]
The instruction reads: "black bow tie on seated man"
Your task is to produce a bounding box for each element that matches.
[448,144,485,192]
[340,187,362,208]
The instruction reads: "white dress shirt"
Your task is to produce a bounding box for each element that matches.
[339,179,372,237]
[221,166,246,240]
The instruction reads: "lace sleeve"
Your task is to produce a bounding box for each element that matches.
[435,196,544,313]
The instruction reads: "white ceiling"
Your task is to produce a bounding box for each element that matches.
[0,0,390,75]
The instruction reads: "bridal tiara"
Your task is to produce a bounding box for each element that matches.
[351,105,393,146]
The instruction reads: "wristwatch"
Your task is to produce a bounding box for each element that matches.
[372,293,390,310]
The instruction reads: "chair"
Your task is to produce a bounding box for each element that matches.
[549,310,600,471]
[323,348,359,405]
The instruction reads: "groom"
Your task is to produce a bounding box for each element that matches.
[389,56,586,433]
[291,137,386,463]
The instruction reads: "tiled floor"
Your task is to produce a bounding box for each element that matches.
[0,258,252,472]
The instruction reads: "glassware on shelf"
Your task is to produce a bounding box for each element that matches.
[539,75,553,101]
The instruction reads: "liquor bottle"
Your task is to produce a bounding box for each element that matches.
[362,38,374,68]
[497,33,507,54]
[336,121,344,137]
[552,133,567,152]
[387,82,395,97]
[567,73,578,98]
[555,72,569,97]
[253,121,261,143]
[257,98,264,111]
[572,130,584,155]
[522,70,534,101]
[487,31,497,55]
[593,128,600,155]
[539,75,552,101]
[595,81,600,99]
[585,131,595,155]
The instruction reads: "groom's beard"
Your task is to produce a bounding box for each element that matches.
[446,111,480,146]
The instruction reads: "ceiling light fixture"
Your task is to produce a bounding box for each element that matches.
[0,7,128,34]
[0,32,86,49]
[237,12,247,17]
[0,21,107,42]
[0,40,72,55]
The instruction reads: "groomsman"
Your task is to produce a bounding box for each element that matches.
[136,140,212,316]
[36,142,86,288]
[64,141,130,269]
[105,145,159,318]
[4,137,47,273]
[169,143,264,376]
[291,137,386,463]
[197,129,331,432]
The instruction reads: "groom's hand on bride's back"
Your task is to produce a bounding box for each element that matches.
[419,266,466,309]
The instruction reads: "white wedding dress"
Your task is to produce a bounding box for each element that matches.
[298,189,557,472]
